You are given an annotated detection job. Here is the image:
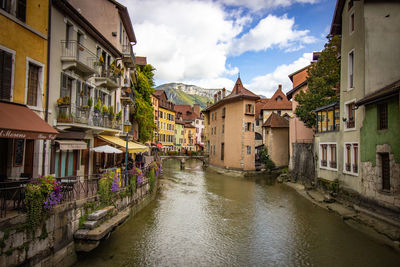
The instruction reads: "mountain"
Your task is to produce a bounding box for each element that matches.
[155,83,230,108]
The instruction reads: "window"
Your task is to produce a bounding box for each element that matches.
[221,143,224,160]
[321,145,327,167]
[222,124,224,134]
[381,153,390,191]
[27,63,40,106]
[0,48,13,101]
[330,144,337,168]
[60,72,73,98]
[245,104,254,115]
[345,102,355,129]
[247,146,251,155]
[348,50,354,89]
[1,0,26,22]
[246,122,252,131]
[222,107,226,118]
[349,12,354,34]
[213,145,215,155]
[320,143,337,170]
[344,143,358,174]
[256,120,259,126]
[255,132,262,140]
[378,103,388,130]
[316,104,340,133]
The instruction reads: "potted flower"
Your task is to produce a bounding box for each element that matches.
[94,99,101,114]
[57,96,70,106]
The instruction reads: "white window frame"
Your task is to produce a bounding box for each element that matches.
[0,45,16,102]
[344,98,357,131]
[25,57,45,111]
[343,142,359,176]
[348,49,354,91]
[319,142,338,171]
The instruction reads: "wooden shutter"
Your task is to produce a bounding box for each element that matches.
[0,49,12,101]
[60,73,67,98]
[27,63,39,106]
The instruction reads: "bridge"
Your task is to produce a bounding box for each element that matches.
[160,155,209,169]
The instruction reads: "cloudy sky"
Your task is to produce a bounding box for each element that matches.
[120,0,336,97]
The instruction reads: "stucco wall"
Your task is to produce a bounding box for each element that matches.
[269,127,289,167]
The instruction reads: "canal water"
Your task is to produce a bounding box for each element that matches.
[75,160,400,266]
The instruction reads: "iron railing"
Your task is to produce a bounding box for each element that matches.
[57,103,122,130]
[61,40,98,71]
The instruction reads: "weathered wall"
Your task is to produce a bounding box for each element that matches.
[0,180,155,266]
[289,143,315,184]
[269,127,289,167]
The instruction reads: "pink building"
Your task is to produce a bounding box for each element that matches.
[286,65,315,170]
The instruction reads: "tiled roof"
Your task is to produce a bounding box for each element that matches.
[261,86,292,110]
[174,105,200,121]
[203,77,259,112]
[263,113,289,128]
[153,90,165,97]
[356,79,400,107]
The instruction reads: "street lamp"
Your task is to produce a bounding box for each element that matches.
[124,120,132,186]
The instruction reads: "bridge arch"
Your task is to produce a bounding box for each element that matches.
[160,155,209,169]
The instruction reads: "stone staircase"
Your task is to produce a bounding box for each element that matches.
[74,206,130,252]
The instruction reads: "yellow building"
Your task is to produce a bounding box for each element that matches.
[153,90,175,150]
[0,0,49,107]
[0,0,58,179]
[184,123,195,151]
[150,93,159,143]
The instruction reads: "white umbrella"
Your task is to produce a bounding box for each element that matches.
[91,145,123,154]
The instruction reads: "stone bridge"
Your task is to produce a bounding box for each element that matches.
[160,155,209,169]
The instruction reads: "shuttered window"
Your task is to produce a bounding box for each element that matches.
[0,49,12,101]
[1,0,25,22]
[27,63,40,106]
[60,73,72,98]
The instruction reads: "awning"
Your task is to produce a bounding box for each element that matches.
[0,101,58,139]
[55,140,87,150]
[98,135,148,153]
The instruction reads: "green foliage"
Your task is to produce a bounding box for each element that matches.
[94,99,101,112]
[295,35,341,129]
[133,64,156,142]
[98,177,112,206]
[259,147,275,170]
[25,184,45,233]
[281,167,288,174]
[149,169,155,192]
[87,97,93,107]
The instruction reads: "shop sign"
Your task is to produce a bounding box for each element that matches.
[0,129,57,140]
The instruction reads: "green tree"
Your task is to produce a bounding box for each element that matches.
[295,35,341,129]
[133,64,156,142]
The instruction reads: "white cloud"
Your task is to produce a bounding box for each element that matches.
[230,14,316,55]
[245,52,313,96]
[120,0,317,86]
[219,0,320,11]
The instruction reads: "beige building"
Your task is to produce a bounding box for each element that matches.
[264,113,289,167]
[203,78,259,171]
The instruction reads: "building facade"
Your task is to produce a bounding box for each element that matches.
[0,0,58,179]
[203,78,259,171]
[154,90,175,150]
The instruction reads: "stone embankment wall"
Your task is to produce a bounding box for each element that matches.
[0,179,157,266]
[289,143,315,184]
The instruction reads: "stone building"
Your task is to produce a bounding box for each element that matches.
[203,77,259,171]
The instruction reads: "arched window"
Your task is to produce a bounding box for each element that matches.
[255,132,263,140]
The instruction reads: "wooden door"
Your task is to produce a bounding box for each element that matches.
[24,140,34,177]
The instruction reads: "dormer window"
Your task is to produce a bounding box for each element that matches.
[276,96,282,102]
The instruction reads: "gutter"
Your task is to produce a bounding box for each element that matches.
[42,0,52,176]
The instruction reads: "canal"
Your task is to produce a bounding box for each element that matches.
[75,160,400,266]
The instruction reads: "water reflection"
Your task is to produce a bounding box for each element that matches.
[75,159,400,267]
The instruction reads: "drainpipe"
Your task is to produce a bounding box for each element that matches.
[42,0,52,176]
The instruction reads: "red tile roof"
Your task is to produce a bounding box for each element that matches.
[203,77,259,112]
[255,98,269,118]
[263,113,289,128]
[174,104,200,121]
[261,86,292,110]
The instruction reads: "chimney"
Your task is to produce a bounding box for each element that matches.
[222,88,226,98]
[278,84,282,91]
[193,104,200,115]
[214,94,217,103]
[218,91,222,101]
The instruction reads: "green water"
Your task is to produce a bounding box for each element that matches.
[75,160,400,266]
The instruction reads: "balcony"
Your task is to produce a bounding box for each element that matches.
[120,88,135,106]
[121,44,135,68]
[93,67,120,90]
[57,103,122,132]
[61,41,98,76]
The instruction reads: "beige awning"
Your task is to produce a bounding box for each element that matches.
[98,135,148,153]
[56,140,87,150]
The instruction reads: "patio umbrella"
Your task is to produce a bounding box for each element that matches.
[91,145,123,154]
